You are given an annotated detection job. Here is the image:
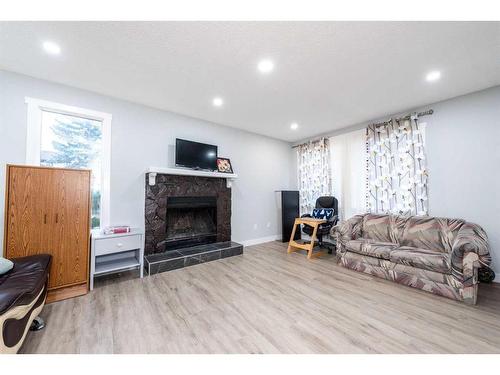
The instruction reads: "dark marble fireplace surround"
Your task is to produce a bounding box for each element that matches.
[145,174,231,255]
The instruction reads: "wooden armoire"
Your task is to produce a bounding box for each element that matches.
[4,165,91,303]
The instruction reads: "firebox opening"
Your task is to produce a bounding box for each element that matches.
[165,196,217,250]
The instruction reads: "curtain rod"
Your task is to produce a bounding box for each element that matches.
[371,109,434,128]
[291,109,434,149]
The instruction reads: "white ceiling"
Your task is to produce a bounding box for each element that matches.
[1,22,499,142]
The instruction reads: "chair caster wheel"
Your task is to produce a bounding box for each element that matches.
[30,316,45,331]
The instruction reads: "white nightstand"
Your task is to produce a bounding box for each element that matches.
[90,228,144,290]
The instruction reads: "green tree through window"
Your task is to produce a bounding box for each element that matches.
[48,117,101,168]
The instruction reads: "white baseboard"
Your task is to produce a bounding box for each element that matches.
[238,234,281,247]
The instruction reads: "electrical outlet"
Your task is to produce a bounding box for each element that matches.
[266,222,271,228]
[253,223,258,230]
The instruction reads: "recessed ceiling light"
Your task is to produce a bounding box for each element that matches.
[425,70,441,82]
[257,59,274,74]
[42,41,61,55]
[212,97,224,107]
[290,122,299,130]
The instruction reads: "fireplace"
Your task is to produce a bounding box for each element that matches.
[144,172,241,274]
[165,196,217,250]
[144,173,231,255]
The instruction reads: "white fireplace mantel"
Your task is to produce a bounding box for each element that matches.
[147,167,238,188]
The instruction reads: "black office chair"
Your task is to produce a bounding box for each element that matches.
[301,196,339,252]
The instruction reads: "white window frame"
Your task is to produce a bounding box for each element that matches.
[25,97,112,229]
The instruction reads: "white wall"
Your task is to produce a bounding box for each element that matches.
[0,70,294,252]
[425,87,500,276]
[293,85,500,276]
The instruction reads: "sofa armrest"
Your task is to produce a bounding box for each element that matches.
[451,222,491,282]
[331,215,364,253]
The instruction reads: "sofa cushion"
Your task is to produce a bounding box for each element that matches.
[345,238,398,260]
[399,216,464,253]
[390,246,451,274]
[361,214,393,242]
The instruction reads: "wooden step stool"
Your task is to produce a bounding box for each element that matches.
[287,217,327,259]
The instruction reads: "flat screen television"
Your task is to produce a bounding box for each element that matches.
[175,138,218,171]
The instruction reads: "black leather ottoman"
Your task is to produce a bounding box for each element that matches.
[0,254,51,354]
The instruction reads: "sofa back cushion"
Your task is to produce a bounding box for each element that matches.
[399,216,465,253]
[361,214,393,243]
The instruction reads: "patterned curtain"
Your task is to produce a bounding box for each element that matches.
[366,116,428,216]
[297,138,331,214]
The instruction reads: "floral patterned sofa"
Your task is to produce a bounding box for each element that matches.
[333,214,491,304]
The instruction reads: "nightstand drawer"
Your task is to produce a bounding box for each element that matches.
[94,235,142,256]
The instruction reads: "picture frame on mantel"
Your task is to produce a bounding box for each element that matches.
[216,157,233,174]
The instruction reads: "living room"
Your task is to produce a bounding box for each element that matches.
[1,1,500,371]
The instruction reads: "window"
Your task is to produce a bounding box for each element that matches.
[329,129,367,221]
[25,97,111,229]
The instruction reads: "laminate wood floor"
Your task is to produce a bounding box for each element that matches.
[21,241,500,354]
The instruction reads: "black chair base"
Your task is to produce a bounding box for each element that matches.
[30,316,45,331]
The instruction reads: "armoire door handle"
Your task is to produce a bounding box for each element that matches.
[44,214,47,224]
[55,213,59,223]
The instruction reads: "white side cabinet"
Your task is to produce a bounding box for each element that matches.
[90,228,144,290]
